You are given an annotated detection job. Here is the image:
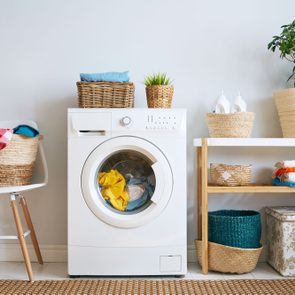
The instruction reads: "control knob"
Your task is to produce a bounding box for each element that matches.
[120,116,132,127]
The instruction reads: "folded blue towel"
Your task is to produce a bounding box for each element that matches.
[80,71,130,83]
[272,177,295,187]
[13,125,39,138]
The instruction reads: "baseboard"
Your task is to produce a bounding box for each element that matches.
[187,244,267,263]
[0,243,266,263]
[0,244,67,262]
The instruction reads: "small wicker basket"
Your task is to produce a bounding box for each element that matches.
[195,240,263,274]
[77,82,135,108]
[145,85,174,108]
[210,163,252,186]
[206,112,254,137]
[0,134,39,186]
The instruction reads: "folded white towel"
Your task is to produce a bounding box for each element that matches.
[281,172,295,182]
[275,160,295,168]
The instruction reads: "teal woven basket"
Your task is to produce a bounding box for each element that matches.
[208,210,261,248]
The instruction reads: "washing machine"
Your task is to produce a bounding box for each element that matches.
[68,108,187,276]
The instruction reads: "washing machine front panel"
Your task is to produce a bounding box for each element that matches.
[81,136,173,228]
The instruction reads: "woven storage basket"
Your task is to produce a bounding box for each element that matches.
[206,112,254,137]
[208,210,261,248]
[195,240,263,274]
[274,88,295,137]
[210,163,252,186]
[0,134,39,186]
[145,85,174,108]
[77,82,135,108]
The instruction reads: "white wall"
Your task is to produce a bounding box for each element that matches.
[0,0,294,261]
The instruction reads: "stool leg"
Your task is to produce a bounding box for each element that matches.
[19,196,43,265]
[10,194,33,282]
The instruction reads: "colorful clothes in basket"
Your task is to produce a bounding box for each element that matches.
[272,160,295,187]
[0,128,13,150]
[13,125,39,137]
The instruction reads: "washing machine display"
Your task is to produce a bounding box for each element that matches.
[97,150,156,214]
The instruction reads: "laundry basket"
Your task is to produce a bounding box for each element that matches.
[206,112,254,137]
[195,240,263,273]
[210,163,252,186]
[0,135,39,186]
[77,82,135,108]
[208,210,261,248]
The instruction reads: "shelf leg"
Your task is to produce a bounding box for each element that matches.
[201,138,208,274]
[197,147,202,240]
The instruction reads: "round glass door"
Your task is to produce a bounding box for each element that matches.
[81,136,173,228]
[97,150,156,214]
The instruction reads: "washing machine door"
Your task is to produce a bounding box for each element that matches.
[81,136,173,228]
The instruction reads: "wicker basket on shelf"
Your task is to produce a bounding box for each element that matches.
[0,135,39,186]
[206,112,254,137]
[145,85,174,108]
[195,240,263,274]
[210,163,252,186]
[77,82,135,108]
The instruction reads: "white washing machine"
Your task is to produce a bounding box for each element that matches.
[68,108,187,276]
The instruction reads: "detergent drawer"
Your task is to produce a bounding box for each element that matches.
[69,112,111,135]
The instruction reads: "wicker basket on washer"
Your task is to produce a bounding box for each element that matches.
[195,240,263,274]
[77,81,135,108]
[0,135,39,186]
[210,163,252,186]
[145,85,174,108]
[206,112,254,137]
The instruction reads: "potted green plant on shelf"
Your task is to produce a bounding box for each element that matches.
[268,19,295,137]
[144,73,174,108]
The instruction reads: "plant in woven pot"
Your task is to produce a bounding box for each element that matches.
[144,73,174,108]
[268,19,295,137]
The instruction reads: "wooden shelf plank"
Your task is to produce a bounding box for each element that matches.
[193,138,295,147]
[208,184,295,193]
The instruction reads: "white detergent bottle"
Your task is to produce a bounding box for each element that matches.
[214,90,230,114]
[232,91,247,113]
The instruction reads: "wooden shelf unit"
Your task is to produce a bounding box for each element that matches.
[194,138,295,274]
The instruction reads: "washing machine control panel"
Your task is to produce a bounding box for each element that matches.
[145,114,179,130]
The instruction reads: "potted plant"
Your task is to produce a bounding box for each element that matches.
[268,19,295,137]
[144,73,174,108]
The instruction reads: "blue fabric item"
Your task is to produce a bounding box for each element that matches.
[13,125,39,138]
[80,71,130,83]
[272,177,295,187]
[126,177,154,212]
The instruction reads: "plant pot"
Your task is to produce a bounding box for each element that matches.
[274,88,295,137]
[145,85,174,108]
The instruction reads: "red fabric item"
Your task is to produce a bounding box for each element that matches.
[275,167,295,177]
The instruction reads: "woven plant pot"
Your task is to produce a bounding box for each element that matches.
[77,82,135,108]
[206,112,255,137]
[210,163,252,186]
[0,134,39,186]
[145,85,174,108]
[195,240,263,274]
[274,88,295,137]
[208,210,261,249]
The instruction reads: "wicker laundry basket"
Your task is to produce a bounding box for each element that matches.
[195,240,263,274]
[145,85,174,108]
[77,82,135,108]
[0,135,39,186]
[210,163,252,186]
[206,112,255,137]
[208,210,261,249]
